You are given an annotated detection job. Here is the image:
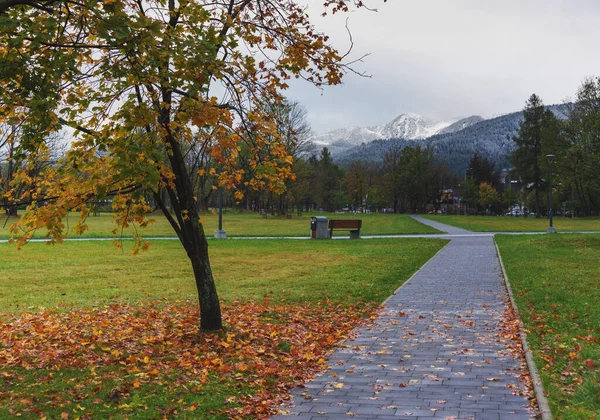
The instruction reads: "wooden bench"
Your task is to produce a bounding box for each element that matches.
[328,219,362,239]
[261,209,273,218]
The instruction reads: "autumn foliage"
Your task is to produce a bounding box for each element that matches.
[0,0,386,331]
[0,300,376,418]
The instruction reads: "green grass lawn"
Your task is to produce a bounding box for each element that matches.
[425,214,600,232]
[496,234,600,419]
[0,238,446,314]
[0,238,446,418]
[1,211,441,239]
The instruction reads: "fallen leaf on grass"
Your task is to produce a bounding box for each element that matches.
[0,299,377,419]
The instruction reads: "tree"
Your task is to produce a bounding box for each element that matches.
[311,147,343,211]
[382,147,402,213]
[345,161,371,211]
[268,100,314,215]
[560,77,600,216]
[0,0,380,331]
[0,122,20,216]
[477,182,498,212]
[1,123,65,216]
[468,153,501,191]
[461,177,479,215]
[401,146,437,213]
[511,94,559,217]
[500,185,519,213]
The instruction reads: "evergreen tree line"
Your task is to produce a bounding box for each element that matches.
[271,147,511,215]
[512,77,600,217]
[5,78,600,218]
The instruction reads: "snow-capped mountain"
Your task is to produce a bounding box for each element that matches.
[312,126,384,146]
[310,113,476,147]
[379,113,451,140]
[332,104,569,175]
[437,115,484,135]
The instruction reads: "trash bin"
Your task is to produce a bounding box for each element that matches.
[310,216,328,239]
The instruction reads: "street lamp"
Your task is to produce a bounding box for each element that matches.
[214,186,227,239]
[546,154,556,233]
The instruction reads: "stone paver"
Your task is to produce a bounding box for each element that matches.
[410,214,472,235]
[273,218,534,420]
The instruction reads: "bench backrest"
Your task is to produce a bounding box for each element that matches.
[328,219,362,229]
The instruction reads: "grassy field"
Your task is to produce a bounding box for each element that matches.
[1,211,441,239]
[0,238,446,418]
[496,234,600,419]
[425,214,600,232]
[0,238,446,313]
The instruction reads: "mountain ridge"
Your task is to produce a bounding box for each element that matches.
[328,104,570,175]
[310,113,479,147]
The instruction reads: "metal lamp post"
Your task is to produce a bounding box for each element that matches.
[546,154,556,233]
[214,186,227,239]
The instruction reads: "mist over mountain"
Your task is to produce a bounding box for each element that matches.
[320,105,569,175]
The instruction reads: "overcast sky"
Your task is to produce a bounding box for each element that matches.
[287,0,600,134]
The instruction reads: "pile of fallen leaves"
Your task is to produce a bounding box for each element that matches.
[497,299,537,411]
[0,299,376,418]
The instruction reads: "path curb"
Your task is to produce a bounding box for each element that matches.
[494,237,552,420]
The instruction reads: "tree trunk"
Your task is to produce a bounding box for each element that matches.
[186,222,223,331]
[6,205,17,217]
[179,203,223,331]
[159,125,223,331]
[156,190,223,331]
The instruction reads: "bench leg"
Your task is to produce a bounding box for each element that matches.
[349,230,360,239]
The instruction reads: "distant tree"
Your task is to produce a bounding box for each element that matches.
[477,182,498,212]
[267,100,313,215]
[382,148,402,213]
[287,158,311,213]
[345,161,374,211]
[0,123,19,216]
[274,101,315,158]
[1,124,65,216]
[315,148,343,211]
[396,146,436,213]
[431,163,459,214]
[500,186,519,213]
[511,94,560,217]
[462,177,479,215]
[560,77,600,215]
[468,153,501,190]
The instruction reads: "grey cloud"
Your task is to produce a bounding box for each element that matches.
[287,0,600,134]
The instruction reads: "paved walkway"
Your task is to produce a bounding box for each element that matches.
[273,218,534,419]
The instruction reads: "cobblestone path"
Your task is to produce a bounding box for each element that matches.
[273,219,534,420]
